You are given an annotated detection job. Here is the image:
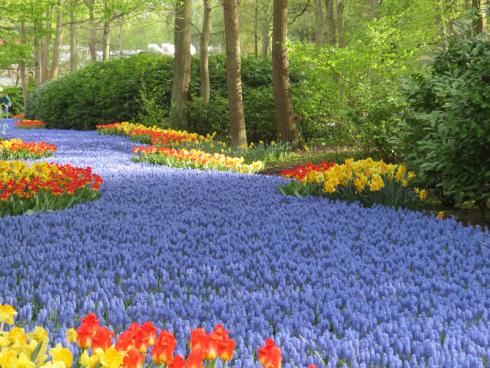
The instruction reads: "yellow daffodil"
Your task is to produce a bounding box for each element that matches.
[99,346,124,368]
[0,304,17,325]
[436,211,445,220]
[49,343,73,368]
[80,350,102,368]
[65,328,77,345]
[11,352,35,368]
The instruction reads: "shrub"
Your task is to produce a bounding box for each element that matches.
[27,54,313,142]
[393,33,490,208]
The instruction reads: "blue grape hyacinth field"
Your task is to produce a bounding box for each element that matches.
[0,119,489,367]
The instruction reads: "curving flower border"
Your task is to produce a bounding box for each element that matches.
[0,139,57,160]
[15,120,47,129]
[0,161,103,217]
[0,304,316,368]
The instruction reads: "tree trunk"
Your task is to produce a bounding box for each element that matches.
[223,0,247,147]
[50,1,65,80]
[118,20,124,57]
[20,22,29,112]
[315,0,324,46]
[200,0,212,103]
[336,0,345,47]
[325,0,336,46]
[481,0,488,32]
[70,3,78,72]
[34,30,42,84]
[86,0,98,61]
[102,20,111,61]
[254,0,259,57]
[170,0,193,129]
[437,0,448,50]
[261,21,270,58]
[471,0,486,34]
[370,0,378,18]
[41,8,52,83]
[272,0,301,143]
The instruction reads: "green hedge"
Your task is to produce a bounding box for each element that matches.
[27,53,310,142]
[393,33,490,207]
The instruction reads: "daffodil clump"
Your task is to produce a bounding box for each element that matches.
[280,158,427,209]
[0,305,72,368]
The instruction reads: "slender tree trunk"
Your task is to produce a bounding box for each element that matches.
[70,3,78,72]
[472,0,485,33]
[200,0,212,103]
[370,0,378,18]
[41,8,52,83]
[118,20,124,57]
[170,0,193,129]
[261,21,270,58]
[34,29,42,84]
[272,0,300,143]
[102,20,111,61]
[86,0,98,61]
[336,0,345,47]
[437,0,448,50]
[482,0,488,31]
[315,0,324,46]
[223,0,247,147]
[254,0,259,57]
[325,0,336,46]
[20,21,29,112]
[50,1,65,80]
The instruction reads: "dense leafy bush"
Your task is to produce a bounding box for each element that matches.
[393,33,490,207]
[27,54,300,142]
[28,54,173,130]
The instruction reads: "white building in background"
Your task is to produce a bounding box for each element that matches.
[148,43,198,56]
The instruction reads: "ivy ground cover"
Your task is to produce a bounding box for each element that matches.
[0,119,489,367]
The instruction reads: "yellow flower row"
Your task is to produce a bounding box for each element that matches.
[96,122,215,145]
[0,161,59,184]
[299,158,416,194]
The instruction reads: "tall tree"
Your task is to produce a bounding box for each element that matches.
[315,0,324,46]
[69,0,78,72]
[200,0,212,103]
[325,0,336,45]
[473,0,487,33]
[272,0,300,142]
[84,0,98,61]
[49,0,65,79]
[170,0,192,129]
[370,0,378,19]
[336,0,345,47]
[40,7,52,82]
[223,0,247,147]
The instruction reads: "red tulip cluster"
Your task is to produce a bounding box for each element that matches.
[15,119,47,129]
[0,139,57,159]
[0,162,103,201]
[77,314,114,350]
[129,128,201,146]
[280,161,336,181]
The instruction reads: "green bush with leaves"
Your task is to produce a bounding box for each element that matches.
[27,54,300,140]
[393,33,490,208]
